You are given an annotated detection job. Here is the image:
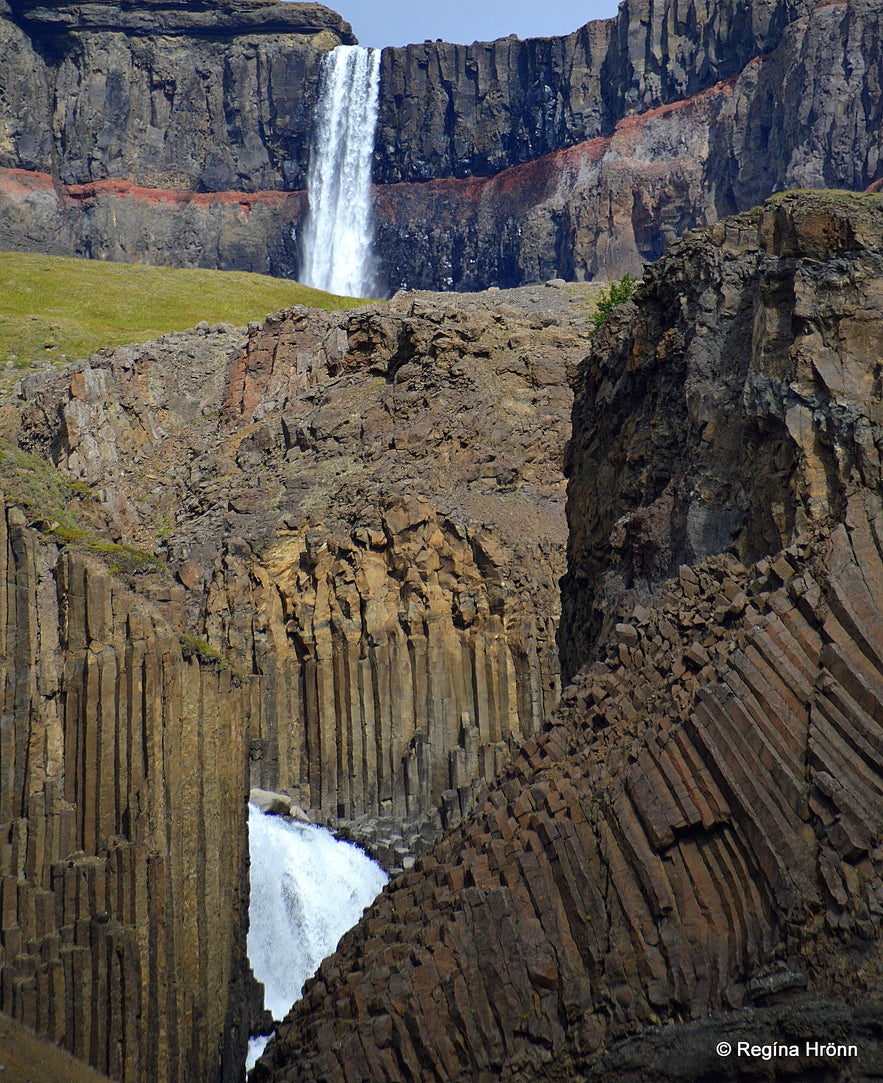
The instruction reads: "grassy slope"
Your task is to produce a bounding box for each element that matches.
[0,251,363,365]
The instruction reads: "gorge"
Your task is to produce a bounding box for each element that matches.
[0,0,882,1081]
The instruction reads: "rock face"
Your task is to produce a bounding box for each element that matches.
[0,0,353,191]
[249,192,883,1082]
[1,0,880,287]
[11,286,590,854]
[0,501,264,1083]
[0,282,587,1081]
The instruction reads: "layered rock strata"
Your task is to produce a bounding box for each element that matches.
[251,192,883,1081]
[1,0,880,287]
[0,0,353,191]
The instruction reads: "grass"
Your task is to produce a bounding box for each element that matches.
[0,251,365,366]
[0,440,165,574]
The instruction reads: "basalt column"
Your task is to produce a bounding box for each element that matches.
[0,501,262,1083]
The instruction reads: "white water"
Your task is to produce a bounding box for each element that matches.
[299,45,382,297]
[245,805,387,1073]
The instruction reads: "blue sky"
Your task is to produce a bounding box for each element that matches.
[330,1,621,49]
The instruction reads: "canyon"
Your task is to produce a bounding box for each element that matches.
[0,0,881,289]
[1,188,881,1081]
[0,0,882,1078]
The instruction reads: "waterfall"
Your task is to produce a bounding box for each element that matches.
[245,805,388,1072]
[299,45,382,297]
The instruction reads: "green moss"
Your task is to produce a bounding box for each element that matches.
[0,251,366,366]
[0,441,88,534]
[180,634,251,686]
[0,440,167,575]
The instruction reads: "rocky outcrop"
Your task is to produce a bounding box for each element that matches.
[562,189,883,676]
[1,0,880,288]
[250,192,883,1081]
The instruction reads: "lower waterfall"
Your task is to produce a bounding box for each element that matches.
[245,805,388,1072]
[299,44,382,297]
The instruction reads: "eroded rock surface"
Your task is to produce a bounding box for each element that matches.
[6,283,591,860]
[249,192,883,1082]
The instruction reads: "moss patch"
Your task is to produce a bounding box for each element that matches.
[0,440,165,575]
[0,251,365,366]
[180,634,251,685]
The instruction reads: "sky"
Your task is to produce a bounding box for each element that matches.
[330,1,621,49]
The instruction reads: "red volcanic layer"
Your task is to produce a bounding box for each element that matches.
[374,75,737,219]
[62,178,304,208]
[0,167,305,209]
[1,74,738,219]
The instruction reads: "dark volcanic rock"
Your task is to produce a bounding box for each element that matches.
[247,192,883,1083]
[0,282,592,1081]
[1,0,881,288]
[562,189,883,678]
[373,0,814,184]
[0,0,354,192]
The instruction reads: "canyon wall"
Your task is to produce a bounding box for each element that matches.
[1,281,587,1078]
[0,500,263,1083]
[251,191,883,1082]
[1,0,881,287]
[9,283,588,856]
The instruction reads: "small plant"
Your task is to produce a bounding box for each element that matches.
[588,274,637,337]
[180,634,251,686]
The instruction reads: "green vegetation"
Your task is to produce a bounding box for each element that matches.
[0,251,364,366]
[588,273,637,337]
[180,634,251,686]
[0,440,164,574]
[767,188,883,206]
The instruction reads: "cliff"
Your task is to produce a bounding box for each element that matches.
[250,191,883,1081]
[0,0,353,191]
[0,282,589,1077]
[0,497,263,1083]
[1,0,880,287]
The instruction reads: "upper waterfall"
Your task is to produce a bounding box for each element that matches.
[299,45,382,298]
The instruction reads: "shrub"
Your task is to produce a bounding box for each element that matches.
[588,274,637,337]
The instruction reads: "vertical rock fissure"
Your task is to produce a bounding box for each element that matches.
[299,45,382,298]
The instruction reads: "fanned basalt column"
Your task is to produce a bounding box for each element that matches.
[250,192,883,1082]
[0,501,262,1083]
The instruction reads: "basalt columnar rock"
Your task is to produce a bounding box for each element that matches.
[0,500,264,1083]
[249,192,883,1082]
[1,0,881,287]
[0,280,590,1078]
[0,277,591,1067]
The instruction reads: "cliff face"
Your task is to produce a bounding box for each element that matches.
[375,0,883,288]
[0,501,263,1083]
[1,0,880,288]
[1,281,590,1078]
[250,192,883,1082]
[373,0,811,184]
[7,280,588,861]
[0,0,353,191]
